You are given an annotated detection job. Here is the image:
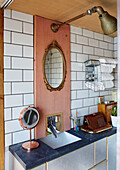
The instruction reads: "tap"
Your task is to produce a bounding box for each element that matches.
[48,121,58,138]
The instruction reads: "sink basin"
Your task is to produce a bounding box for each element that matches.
[40,131,82,149]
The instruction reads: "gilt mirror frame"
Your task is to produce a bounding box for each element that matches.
[43,40,66,92]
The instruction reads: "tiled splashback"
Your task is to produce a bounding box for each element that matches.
[4,9,118,147]
[70,26,117,125]
[4,9,34,146]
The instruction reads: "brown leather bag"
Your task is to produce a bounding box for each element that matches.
[82,112,111,132]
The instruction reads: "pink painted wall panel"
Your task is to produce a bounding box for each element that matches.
[34,16,70,139]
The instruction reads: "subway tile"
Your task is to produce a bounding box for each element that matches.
[82,64,85,72]
[12,106,27,119]
[23,46,33,58]
[4,44,22,57]
[89,90,99,97]
[23,70,33,81]
[114,43,117,51]
[4,31,11,43]
[104,35,114,43]
[24,93,34,105]
[70,25,82,35]
[89,55,100,60]
[12,57,33,69]
[95,48,103,56]
[108,43,114,50]
[12,82,33,94]
[4,56,11,68]
[71,52,76,61]
[104,50,113,57]
[12,32,33,46]
[83,46,93,54]
[114,37,117,44]
[4,18,22,32]
[94,97,98,105]
[100,91,109,96]
[4,95,23,108]
[104,95,112,101]
[71,33,76,42]
[4,70,22,82]
[83,98,94,107]
[4,69,21,83]
[23,22,33,34]
[71,62,82,71]
[4,82,11,95]
[114,51,118,58]
[5,134,12,147]
[71,91,76,100]
[89,39,98,47]
[4,108,11,121]
[4,9,11,18]
[71,99,82,109]
[13,129,34,144]
[99,41,108,49]
[71,72,76,80]
[71,81,82,90]
[71,43,82,53]
[77,54,88,62]
[77,90,88,99]
[12,10,33,23]
[89,105,98,114]
[77,107,89,117]
[77,35,88,45]
[94,32,103,40]
[83,29,93,38]
[77,72,85,80]
[5,119,22,134]
[13,130,30,144]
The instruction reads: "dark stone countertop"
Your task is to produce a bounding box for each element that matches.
[9,127,117,170]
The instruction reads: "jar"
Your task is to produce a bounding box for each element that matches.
[98,96,104,104]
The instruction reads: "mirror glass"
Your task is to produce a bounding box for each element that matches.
[44,48,63,88]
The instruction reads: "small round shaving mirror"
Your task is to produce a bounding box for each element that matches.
[19,107,39,150]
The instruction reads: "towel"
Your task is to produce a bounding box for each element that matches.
[98,58,117,64]
[100,73,114,81]
[98,64,116,73]
[103,81,114,89]
[85,82,105,91]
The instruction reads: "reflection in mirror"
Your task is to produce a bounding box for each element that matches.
[45,48,63,88]
[43,40,66,91]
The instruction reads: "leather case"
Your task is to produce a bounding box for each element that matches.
[81,112,112,133]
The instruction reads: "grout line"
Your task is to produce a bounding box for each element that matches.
[4,16,33,24]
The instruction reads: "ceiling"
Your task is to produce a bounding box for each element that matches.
[5,0,117,36]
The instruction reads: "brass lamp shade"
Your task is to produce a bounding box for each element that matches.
[99,12,117,35]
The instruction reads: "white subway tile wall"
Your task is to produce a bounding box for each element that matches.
[4,9,34,146]
[70,25,116,123]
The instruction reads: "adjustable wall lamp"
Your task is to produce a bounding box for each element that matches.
[51,6,117,35]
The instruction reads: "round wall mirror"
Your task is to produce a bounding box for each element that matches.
[43,41,66,91]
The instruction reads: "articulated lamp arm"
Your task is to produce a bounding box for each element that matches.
[51,6,117,35]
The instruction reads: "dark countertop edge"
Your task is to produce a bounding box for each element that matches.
[9,127,117,169]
